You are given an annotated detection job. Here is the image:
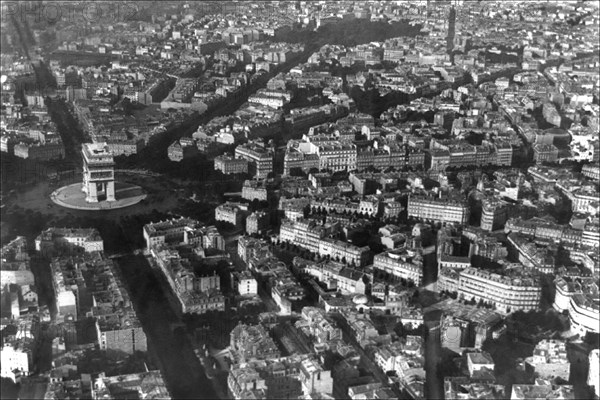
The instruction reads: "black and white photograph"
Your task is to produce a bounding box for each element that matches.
[1,1,599,399]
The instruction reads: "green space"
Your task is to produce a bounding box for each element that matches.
[506,309,569,343]
[276,18,422,47]
[482,334,535,390]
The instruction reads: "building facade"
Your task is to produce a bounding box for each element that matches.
[214,154,249,174]
[407,196,469,225]
[373,252,423,286]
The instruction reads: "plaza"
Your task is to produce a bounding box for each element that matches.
[50,181,146,211]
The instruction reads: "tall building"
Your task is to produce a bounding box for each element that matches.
[81,143,115,203]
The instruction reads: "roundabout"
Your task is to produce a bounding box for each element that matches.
[51,181,146,211]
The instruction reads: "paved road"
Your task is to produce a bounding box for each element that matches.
[423,248,439,288]
[425,320,443,400]
[115,254,217,399]
[329,313,409,399]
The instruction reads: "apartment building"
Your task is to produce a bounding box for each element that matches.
[318,239,370,267]
[47,248,148,353]
[505,217,581,244]
[214,154,249,174]
[553,277,595,312]
[228,354,332,400]
[437,267,461,294]
[35,227,104,255]
[49,258,81,320]
[510,383,574,400]
[582,164,600,181]
[246,211,270,235]
[374,335,424,376]
[455,267,542,313]
[248,92,289,109]
[242,179,268,201]
[235,143,273,178]
[533,144,559,163]
[317,142,357,172]
[280,218,336,254]
[373,252,423,286]
[407,195,469,225]
[296,307,342,345]
[304,261,367,294]
[582,223,600,248]
[143,217,224,250]
[466,352,495,377]
[467,234,509,264]
[272,277,305,315]
[167,140,198,162]
[556,181,600,215]
[151,248,225,314]
[215,202,248,227]
[481,198,512,231]
[568,293,600,337]
[106,138,145,156]
[524,340,570,381]
[444,378,506,400]
[236,271,258,296]
[439,255,471,270]
[13,140,66,160]
[507,231,553,268]
[91,371,170,399]
[230,323,280,363]
[553,276,599,336]
[1,342,32,381]
[279,218,369,266]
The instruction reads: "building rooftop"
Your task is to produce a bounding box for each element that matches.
[82,142,112,157]
[467,352,494,365]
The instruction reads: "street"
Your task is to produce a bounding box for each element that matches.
[329,313,410,399]
[424,321,443,400]
[114,254,218,399]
